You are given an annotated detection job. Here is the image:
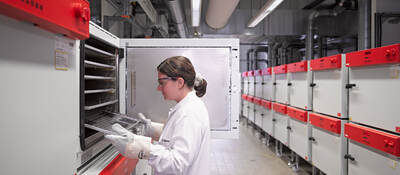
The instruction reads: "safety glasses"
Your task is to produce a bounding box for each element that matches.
[157,77,177,86]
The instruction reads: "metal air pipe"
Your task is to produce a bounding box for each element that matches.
[247,49,254,71]
[272,43,282,66]
[268,44,274,67]
[205,0,240,29]
[358,0,371,50]
[167,0,187,38]
[306,10,338,60]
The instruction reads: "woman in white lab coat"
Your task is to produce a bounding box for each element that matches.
[106,56,210,175]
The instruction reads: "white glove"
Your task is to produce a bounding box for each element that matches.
[137,113,151,125]
[137,113,164,141]
[105,124,152,159]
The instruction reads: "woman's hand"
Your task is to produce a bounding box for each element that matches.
[137,113,151,125]
[105,124,152,159]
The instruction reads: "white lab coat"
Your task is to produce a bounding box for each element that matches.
[148,91,210,175]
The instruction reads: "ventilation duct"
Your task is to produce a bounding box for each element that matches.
[205,0,240,29]
[167,0,187,38]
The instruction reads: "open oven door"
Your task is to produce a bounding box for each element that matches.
[120,39,240,139]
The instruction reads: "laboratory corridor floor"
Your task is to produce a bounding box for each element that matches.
[210,119,311,175]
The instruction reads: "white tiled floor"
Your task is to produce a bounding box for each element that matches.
[210,120,311,175]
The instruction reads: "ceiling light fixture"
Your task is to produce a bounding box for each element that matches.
[247,0,284,28]
[191,0,202,27]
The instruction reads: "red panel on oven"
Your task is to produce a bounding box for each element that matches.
[99,154,138,175]
[262,68,272,75]
[255,69,263,76]
[247,96,254,103]
[287,61,308,73]
[261,99,272,109]
[249,70,255,77]
[252,97,257,104]
[253,97,261,105]
[345,123,400,157]
[309,113,341,134]
[287,107,307,123]
[273,103,287,114]
[310,55,342,71]
[273,65,287,74]
[346,44,400,67]
[257,98,263,105]
[0,0,90,40]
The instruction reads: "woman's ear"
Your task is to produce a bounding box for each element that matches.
[177,77,185,88]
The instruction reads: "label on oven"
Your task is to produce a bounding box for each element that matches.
[54,36,75,71]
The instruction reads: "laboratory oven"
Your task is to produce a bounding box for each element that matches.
[0,0,90,174]
[254,97,264,128]
[247,95,255,123]
[310,54,349,118]
[344,44,400,175]
[242,72,249,118]
[244,94,251,120]
[245,71,252,120]
[262,68,274,101]
[70,21,145,175]
[287,61,309,110]
[274,65,288,104]
[242,93,248,119]
[243,72,249,118]
[273,103,289,145]
[248,71,256,123]
[287,107,309,161]
[346,44,400,133]
[309,112,348,175]
[255,69,263,98]
[345,123,400,175]
[254,69,263,128]
[254,97,263,128]
[76,22,145,171]
[121,38,240,139]
[248,70,255,97]
[242,72,250,121]
[261,100,274,135]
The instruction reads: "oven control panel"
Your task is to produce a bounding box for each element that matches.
[0,0,90,39]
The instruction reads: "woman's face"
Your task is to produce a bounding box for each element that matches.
[157,72,179,101]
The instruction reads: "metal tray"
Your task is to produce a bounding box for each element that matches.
[85,111,141,135]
